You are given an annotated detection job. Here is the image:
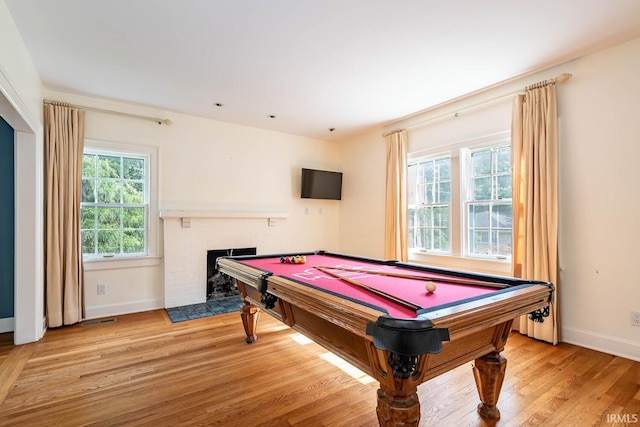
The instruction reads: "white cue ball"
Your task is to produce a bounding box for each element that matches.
[425,281,437,293]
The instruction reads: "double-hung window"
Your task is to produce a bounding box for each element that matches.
[407,133,512,261]
[407,156,451,253]
[465,144,512,258]
[81,140,157,262]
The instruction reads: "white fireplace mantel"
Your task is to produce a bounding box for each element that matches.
[161,209,288,308]
[159,210,289,219]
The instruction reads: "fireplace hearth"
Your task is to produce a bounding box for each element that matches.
[206,247,256,300]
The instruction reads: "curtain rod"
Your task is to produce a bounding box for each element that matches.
[44,100,173,125]
[383,73,572,137]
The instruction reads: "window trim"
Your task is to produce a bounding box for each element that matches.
[82,139,159,268]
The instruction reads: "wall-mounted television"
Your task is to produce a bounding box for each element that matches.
[300,168,343,200]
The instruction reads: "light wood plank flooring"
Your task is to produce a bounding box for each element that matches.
[1,310,638,426]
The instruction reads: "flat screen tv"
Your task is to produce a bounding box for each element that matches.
[301,168,342,200]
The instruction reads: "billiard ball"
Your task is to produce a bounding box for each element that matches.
[280,256,285,263]
[425,281,436,293]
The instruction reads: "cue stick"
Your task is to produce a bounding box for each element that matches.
[314,266,421,311]
[314,265,508,289]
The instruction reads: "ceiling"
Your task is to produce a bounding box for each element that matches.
[5,0,640,140]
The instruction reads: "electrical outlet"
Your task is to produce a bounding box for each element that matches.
[97,283,106,295]
[631,311,640,327]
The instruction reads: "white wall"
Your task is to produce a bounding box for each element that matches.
[338,126,386,258]
[557,38,640,360]
[339,37,640,361]
[45,90,342,319]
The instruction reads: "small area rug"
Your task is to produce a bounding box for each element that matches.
[165,295,243,323]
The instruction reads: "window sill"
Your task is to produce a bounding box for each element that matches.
[407,252,511,276]
[83,256,161,271]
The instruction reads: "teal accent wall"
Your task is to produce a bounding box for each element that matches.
[0,116,14,318]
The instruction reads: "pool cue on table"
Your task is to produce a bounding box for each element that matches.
[314,266,421,311]
[314,265,508,289]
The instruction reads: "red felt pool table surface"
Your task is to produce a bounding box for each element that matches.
[236,253,498,318]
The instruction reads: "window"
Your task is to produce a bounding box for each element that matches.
[81,140,157,261]
[465,145,512,257]
[407,133,512,260]
[407,156,451,252]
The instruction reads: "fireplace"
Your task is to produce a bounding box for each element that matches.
[206,247,257,299]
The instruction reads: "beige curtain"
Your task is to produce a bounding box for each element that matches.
[384,130,408,261]
[44,103,86,327]
[511,83,559,344]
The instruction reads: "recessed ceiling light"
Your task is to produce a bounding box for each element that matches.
[269,115,276,119]
[329,128,335,132]
[214,103,223,107]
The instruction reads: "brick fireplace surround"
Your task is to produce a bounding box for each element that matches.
[160,210,288,308]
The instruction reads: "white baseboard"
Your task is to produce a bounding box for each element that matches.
[562,326,640,362]
[84,299,164,320]
[0,317,15,333]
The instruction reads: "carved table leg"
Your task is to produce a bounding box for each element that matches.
[376,388,420,427]
[240,300,260,344]
[472,351,507,420]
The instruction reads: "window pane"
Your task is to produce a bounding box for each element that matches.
[82,154,96,178]
[97,230,120,253]
[471,230,490,255]
[408,228,415,249]
[81,179,95,203]
[433,229,450,251]
[123,230,144,253]
[495,230,512,255]
[437,181,450,203]
[81,230,95,254]
[420,162,433,183]
[123,157,144,180]
[418,183,432,204]
[123,207,144,229]
[97,207,121,229]
[422,227,431,249]
[471,150,491,176]
[408,207,416,228]
[435,158,450,180]
[98,180,122,204]
[496,175,512,199]
[472,177,491,200]
[98,155,121,179]
[123,181,144,204]
[494,146,511,173]
[407,166,417,205]
[81,207,96,229]
[492,204,513,228]
[469,204,490,227]
[433,206,449,227]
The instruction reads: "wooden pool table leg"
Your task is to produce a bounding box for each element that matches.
[240,300,260,344]
[367,343,422,426]
[473,350,507,419]
[376,387,420,427]
[472,320,512,420]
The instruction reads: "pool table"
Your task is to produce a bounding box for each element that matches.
[216,251,553,426]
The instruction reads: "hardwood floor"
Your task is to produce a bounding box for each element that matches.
[0,310,638,426]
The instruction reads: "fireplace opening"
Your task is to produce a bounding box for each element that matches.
[206,247,257,300]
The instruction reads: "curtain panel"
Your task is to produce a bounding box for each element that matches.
[44,103,86,327]
[511,85,559,344]
[384,130,408,262]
